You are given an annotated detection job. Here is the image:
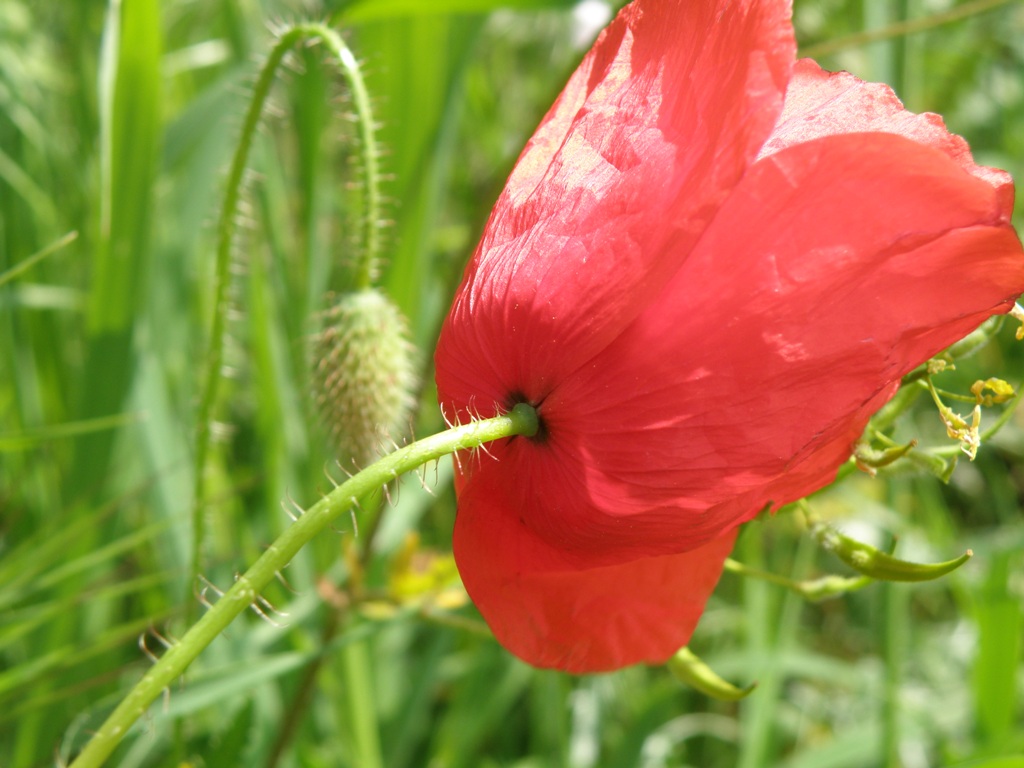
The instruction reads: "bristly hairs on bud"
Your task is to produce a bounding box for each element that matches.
[314,289,418,466]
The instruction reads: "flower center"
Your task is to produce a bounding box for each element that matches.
[506,391,548,444]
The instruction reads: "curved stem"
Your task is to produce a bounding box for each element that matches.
[801,0,1014,58]
[723,557,870,601]
[191,22,382,606]
[326,32,384,289]
[71,404,537,768]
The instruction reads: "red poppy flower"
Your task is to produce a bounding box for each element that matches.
[434,0,1024,673]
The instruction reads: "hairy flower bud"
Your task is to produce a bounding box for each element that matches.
[314,289,417,465]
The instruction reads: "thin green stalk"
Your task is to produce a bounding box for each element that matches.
[0,413,140,452]
[880,580,908,768]
[69,404,538,768]
[264,603,347,768]
[341,638,385,768]
[737,530,814,768]
[0,230,77,288]
[869,379,927,436]
[801,0,1014,59]
[736,530,772,768]
[191,21,382,604]
[333,34,384,289]
[723,557,871,601]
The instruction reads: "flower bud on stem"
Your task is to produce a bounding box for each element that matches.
[192,21,382,611]
[68,405,538,768]
[314,289,418,465]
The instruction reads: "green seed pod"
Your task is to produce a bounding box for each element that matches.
[811,521,972,582]
[668,647,757,701]
[313,288,418,465]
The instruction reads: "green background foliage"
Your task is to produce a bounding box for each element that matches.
[1,0,1023,766]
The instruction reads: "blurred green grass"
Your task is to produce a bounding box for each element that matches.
[1,0,1023,766]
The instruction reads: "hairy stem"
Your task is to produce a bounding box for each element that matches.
[70,404,538,768]
[191,22,383,608]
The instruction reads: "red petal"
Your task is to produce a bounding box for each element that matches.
[762,59,1015,214]
[525,132,1024,557]
[436,0,794,414]
[453,464,737,673]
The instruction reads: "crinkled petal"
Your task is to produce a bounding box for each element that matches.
[523,132,1024,557]
[453,462,737,673]
[761,58,1015,211]
[436,0,794,413]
